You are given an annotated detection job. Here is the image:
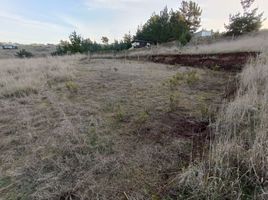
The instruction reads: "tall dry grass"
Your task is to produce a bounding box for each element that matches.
[183,30,268,54]
[0,44,56,59]
[122,30,268,57]
[0,55,79,97]
[170,52,268,199]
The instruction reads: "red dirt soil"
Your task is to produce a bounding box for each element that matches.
[149,52,260,71]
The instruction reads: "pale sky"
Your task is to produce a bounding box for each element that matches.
[0,0,267,44]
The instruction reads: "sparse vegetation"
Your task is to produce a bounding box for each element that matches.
[0,56,77,97]
[0,57,230,199]
[166,70,200,112]
[167,70,200,90]
[135,110,150,124]
[2,33,268,200]
[1,0,268,198]
[0,44,56,59]
[169,92,181,111]
[184,70,200,85]
[15,49,33,58]
[164,53,268,199]
[114,104,127,123]
[65,81,79,93]
[167,72,185,90]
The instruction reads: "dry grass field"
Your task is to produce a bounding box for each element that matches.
[1,31,267,61]
[117,30,268,57]
[0,44,56,59]
[0,55,235,199]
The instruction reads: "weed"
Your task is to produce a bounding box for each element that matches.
[167,72,184,90]
[166,70,200,90]
[136,110,150,124]
[169,92,181,111]
[152,194,161,200]
[196,94,216,121]
[0,56,77,97]
[114,105,127,123]
[199,103,210,120]
[65,81,79,93]
[87,132,114,155]
[211,65,221,71]
[3,87,38,98]
[0,176,11,188]
[184,70,200,86]
[102,101,115,112]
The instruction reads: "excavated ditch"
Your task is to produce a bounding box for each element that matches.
[149,52,259,71]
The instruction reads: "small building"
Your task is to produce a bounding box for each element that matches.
[194,29,213,38]
[131,40,152,48]
[2,45,18,50]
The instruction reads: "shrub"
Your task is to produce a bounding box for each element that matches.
[136,110,150,124]
[167,70,200,90]
[15,49,33,58]
[65,81,79,93]
[114,105,127,123]
[167,72,185,90]
[184,70,200,86]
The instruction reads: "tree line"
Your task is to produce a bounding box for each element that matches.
[52,32,132,56]
[52,1,202,55]
[52,0,264,56]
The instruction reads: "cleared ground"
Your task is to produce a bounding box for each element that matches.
[0,56,234,199]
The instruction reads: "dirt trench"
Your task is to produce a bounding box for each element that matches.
[150,52,259,71]
[93,51,259,71]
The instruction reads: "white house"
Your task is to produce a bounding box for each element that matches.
[194,29,213,37]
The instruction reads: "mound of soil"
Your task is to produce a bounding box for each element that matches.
[150,52,259,71]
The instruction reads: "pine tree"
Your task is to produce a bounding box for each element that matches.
[225,0,264,36]
[179,1,202,33]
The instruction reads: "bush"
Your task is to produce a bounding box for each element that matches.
[65,81,79,93]
[15,49,33,58]
[167,70,200,90]
[184,70,199,85]
[114,105,128,123]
